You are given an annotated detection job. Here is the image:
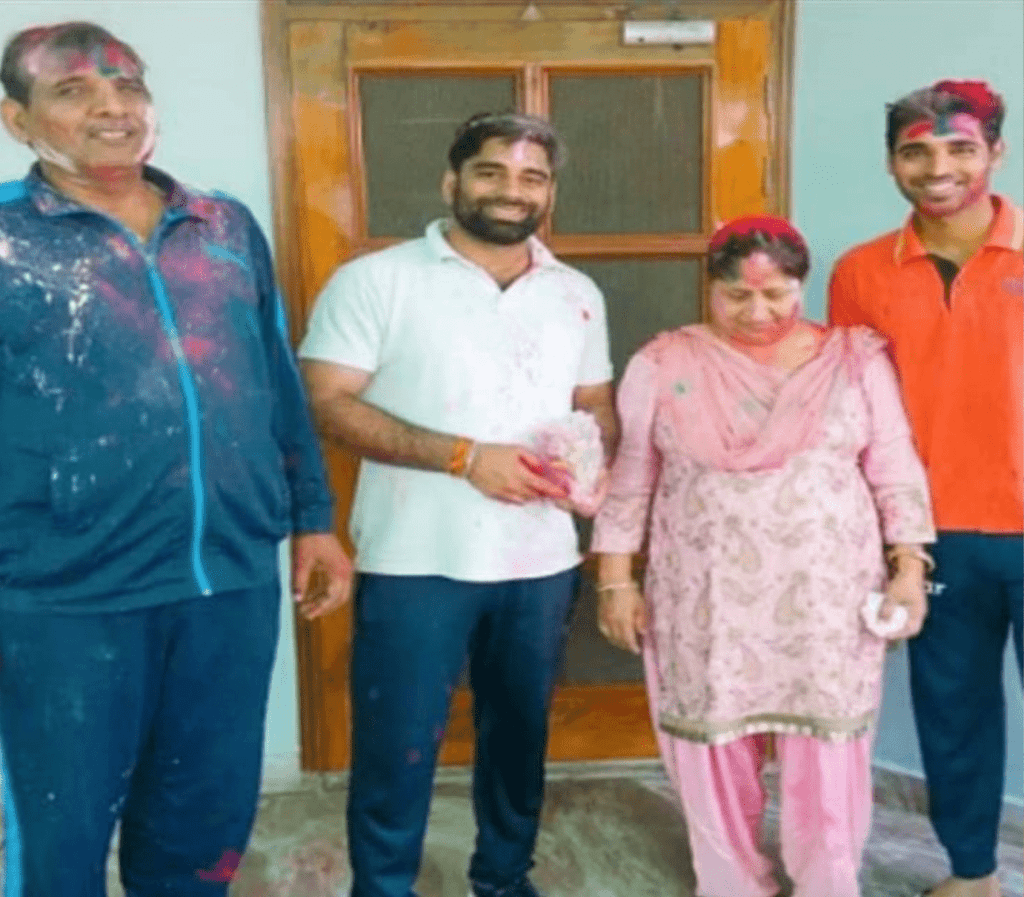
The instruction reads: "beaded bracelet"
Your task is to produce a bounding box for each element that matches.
[596,581,639,594]
[463,441,480,478]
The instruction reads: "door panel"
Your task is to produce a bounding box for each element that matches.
[262,0,794,771]
[571,258,704,377]
[359,73,519,238]
[549,72,705,235]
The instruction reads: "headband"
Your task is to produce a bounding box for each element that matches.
[708,215,807,255]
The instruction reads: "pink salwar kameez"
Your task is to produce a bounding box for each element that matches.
[593,324,934,897]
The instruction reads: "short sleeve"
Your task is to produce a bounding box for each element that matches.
[574,277,613,386]
[298,257,391,373]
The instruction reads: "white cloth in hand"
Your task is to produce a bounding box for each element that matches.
[861,590,909,639]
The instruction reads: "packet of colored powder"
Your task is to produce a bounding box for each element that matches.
[531,411,604,506]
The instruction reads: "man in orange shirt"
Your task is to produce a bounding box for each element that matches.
[829,81,1022,897]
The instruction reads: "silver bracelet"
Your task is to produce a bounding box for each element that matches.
[885,545,935,574]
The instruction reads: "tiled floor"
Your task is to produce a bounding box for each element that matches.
[3,762,1021,895]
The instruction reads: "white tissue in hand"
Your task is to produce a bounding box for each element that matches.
[861,590,908,638]
[532,411,604,504]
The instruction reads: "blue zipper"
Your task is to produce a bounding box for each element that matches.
[117,210,214,598]
[142,258,214,596]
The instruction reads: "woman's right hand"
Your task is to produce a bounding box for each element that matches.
[598,583,647,654]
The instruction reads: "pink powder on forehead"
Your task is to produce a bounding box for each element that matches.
[947,113,985,139]
[738,251,780,289]
[901,113,985,144]
[23,40,142,80]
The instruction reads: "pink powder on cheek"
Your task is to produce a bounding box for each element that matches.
[709,279,803,349]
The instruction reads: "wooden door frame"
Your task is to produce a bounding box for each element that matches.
[261,0,796,771]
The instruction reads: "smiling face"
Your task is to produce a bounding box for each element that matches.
[442,137,555,246]
[708,251,803,347]
[1,41,156,180]
[888,114,1002,219]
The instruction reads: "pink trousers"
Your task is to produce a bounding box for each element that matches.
[643,651,873,897]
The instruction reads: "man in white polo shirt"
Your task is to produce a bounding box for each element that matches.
[300,112,616,897]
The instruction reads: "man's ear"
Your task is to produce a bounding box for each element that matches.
[440,169,456,206]
[0,98,31,145]
[990,138,1006,171]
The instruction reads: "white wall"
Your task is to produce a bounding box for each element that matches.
[792,0,1024,801]
[0,0,301,787]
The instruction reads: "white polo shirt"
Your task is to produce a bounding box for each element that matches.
[299,220,613,581]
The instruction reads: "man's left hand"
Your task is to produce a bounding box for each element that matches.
[291,532,354,619]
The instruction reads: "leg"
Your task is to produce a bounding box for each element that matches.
[908,532,1012,880]
[0,608,152,897]
[641,624,777,897]
[665,734,777,897]
[117,583,280,896]
[995,534,1023,677]
[467,569,577,892]
[777,733,872,897]
[347,575,482,897]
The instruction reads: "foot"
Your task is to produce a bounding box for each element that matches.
[469,876,546,897]
[923,874,1002,897]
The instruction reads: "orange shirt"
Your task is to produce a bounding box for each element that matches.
[828,195,1024,534]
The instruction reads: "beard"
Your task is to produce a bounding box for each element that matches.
[450,183,547,246]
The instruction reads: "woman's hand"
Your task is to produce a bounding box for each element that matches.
[880,567,928,639]
[598,582,647,654]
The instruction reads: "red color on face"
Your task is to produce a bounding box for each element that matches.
[739,252,777,291]
[709,251,803,350]
[901,114,985,144]
[891,114,996,219]
[904,120,934,140]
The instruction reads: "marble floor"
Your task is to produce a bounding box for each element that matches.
[110,763,1021,896]
[1,762,1020,895]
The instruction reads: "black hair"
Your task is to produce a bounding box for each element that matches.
[886,86,1004,153]
[447,111,565,173]
[707,231,810,283]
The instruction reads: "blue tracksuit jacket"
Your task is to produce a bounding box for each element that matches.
[0,165,333,612]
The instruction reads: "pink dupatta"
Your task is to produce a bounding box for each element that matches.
[653,325,882,473]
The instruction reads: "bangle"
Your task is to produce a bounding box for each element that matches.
[885,545,935,574]
[596,580,638,594]
[446,437,474,477]
[463,441,479,479]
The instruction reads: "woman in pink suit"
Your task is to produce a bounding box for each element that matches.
[591,216,935,897]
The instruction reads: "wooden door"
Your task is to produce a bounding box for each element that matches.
[262,0,794,771]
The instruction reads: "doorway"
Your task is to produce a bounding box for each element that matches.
[262,0,794,770]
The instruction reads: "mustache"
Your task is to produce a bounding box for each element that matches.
[479,199,533,211]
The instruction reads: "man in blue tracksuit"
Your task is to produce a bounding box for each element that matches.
[0,21,352,895]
